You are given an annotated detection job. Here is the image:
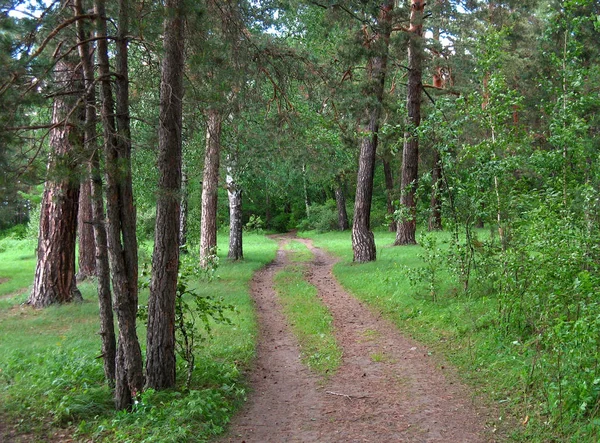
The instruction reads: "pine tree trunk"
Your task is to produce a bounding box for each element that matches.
[75,0,115,384]
[28,60,82,308]
[428,148,443,231]
[382,155,396,232]
[334,177,349,231]
[96,0,143,409]
[226,158,243,260]
[146,0,185,391]
[77,178,96,280]
[180,169,188,251]
[395,0,425,246]
[200,109,221,267]
[351,1,393,263]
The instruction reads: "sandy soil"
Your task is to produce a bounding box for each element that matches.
[218,234,498,443]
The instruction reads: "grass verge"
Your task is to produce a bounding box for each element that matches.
[301,229,547,442]
[273,240,342,376]
[0,233,277,443]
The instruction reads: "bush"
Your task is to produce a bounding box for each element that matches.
[298,200,339,233]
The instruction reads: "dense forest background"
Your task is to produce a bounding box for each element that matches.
[1,0,600,440]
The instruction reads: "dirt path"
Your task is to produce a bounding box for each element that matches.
[218,234,495,443]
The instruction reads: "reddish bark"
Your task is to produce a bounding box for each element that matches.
[28,60,82,308]
[200,108,222,267]
[77,178,96,280]
[395,0,425,246]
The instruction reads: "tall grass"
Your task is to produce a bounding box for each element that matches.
[0,233,277,442]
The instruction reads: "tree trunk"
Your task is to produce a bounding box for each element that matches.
[226,156,243,260]
[180,169,188,251]
[351,1,393,263]
[75,0,115,384]
[428,148,443,231]
[28,60,82,308]
[395,0,425,246]
[200,108,221,267]
[77,178,96,280]
[146,0,185,391]
[96,0,143,410]
[382,154,396,232]
[334,176,349,231]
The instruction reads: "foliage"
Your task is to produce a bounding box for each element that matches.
[297,199,339,233]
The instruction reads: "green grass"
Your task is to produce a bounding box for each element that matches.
[273,241,342,376]
[0,237,36,303]
[0,233,277,442]
[301,229,541,441]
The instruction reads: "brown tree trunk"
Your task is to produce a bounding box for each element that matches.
[146,0,185,391]
[200,108,221,267]
[226,156,243,260]
[395,0,425,246]
[75,0,115,384]
[96,0,143,410]
[77,178,96,280]
[351,1,393,263]
[428,148,443,231]
[428,15,443,232]
[28,59,82,308]
[334,176,349,231]
[382,154,396,232]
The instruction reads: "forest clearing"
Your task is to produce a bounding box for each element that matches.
[1,0,600,442]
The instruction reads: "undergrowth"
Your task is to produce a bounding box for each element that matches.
[0,233,277,442]
[303,228,600,442]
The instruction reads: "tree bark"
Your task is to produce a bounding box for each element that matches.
[28,59,82,308]
[428,148,443,231]
[226,155,243,260]
[77,178,96,280]
[351,1,393,263]
[146,0,185,391]
[96,0,143,409]
[382,154,396,232]
[75,0,115,384]
[395,0,425,246]
[200,108,221,267]
[334,176,349,231]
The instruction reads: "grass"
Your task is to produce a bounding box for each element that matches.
[301,229,542,441]
[0,233,277,442]
[273,240,342,376]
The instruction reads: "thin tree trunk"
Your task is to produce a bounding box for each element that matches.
[200,108,221,267]
[382,154,396,232]
[28,59,82,308]
[334,176,349,231]
[302,163,310,217]
[428,148,443,231]
[96,0,143,410]
[75,0,115,384]
[180,169,188,251]
[146,0,185,391]
[352,1,393,263]
[395,0,425,246]
[77,178,96,280]
[226,155,243,260]
[428,18,443,232]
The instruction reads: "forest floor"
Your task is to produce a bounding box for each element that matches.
[217,233,499,443]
